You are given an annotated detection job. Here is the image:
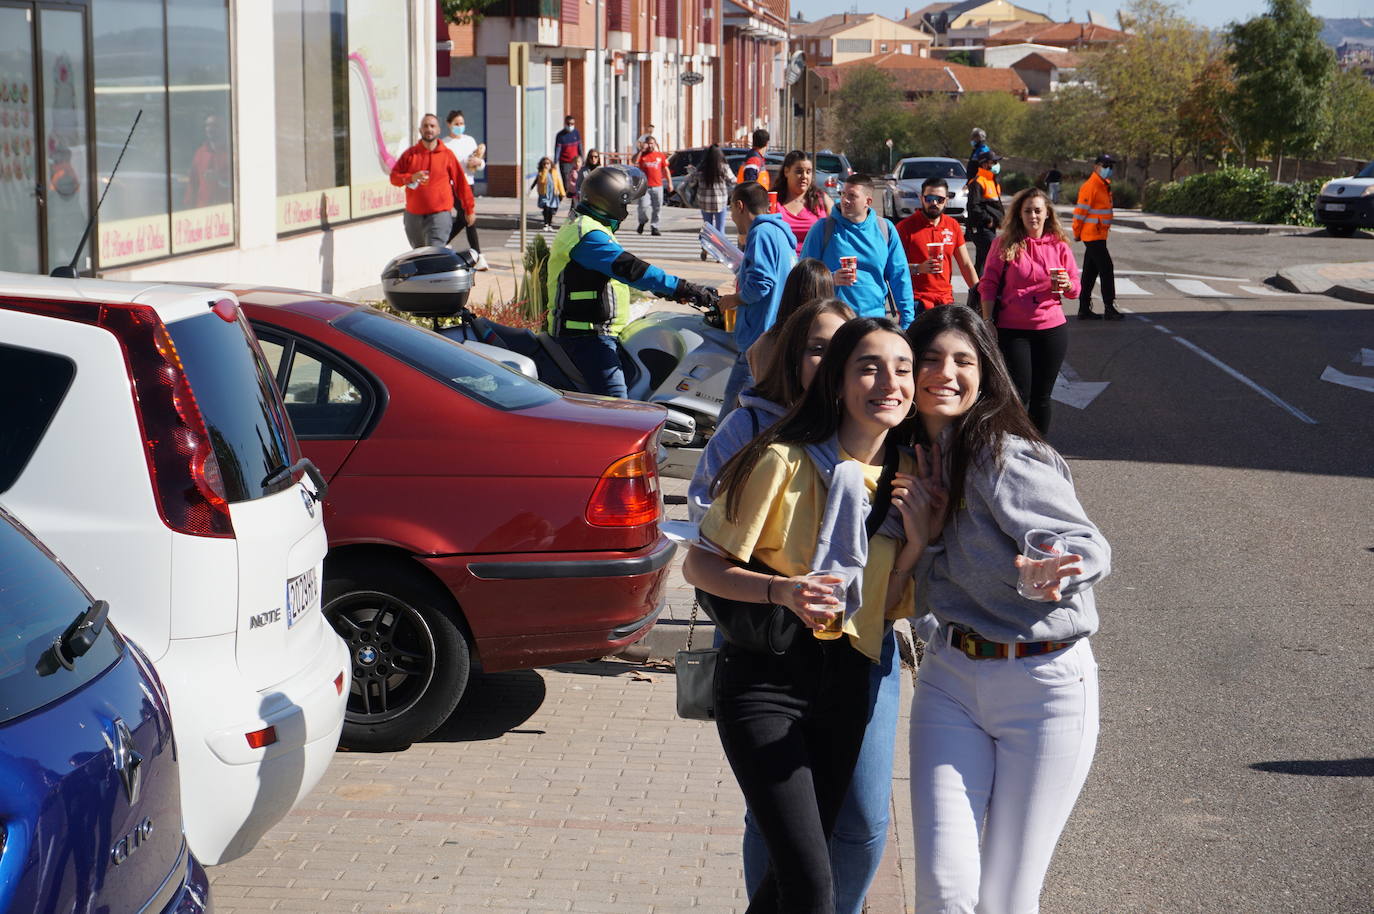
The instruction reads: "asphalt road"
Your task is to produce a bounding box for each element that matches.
[1035,230,1373,913]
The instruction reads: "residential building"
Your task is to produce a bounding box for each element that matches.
[1007,50,1083,96]
[901,0,1050,45]
[791,12,933,67]
[983,20,1127,48]
[818,52,1028,100]
[1,0,438,296]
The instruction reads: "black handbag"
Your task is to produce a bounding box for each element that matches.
[697,438,902,655]
[674,598,717,721]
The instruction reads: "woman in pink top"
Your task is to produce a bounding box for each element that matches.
[977,187,1080,434]
[775,150,832,251]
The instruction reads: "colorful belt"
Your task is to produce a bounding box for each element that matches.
[948,625,1076,660]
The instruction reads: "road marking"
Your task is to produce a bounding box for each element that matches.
[1052,361,1110,409]
[1126,310,1318,424]
[1320,366,1374,394]
[1118,269,1251,282]
[1167,278,1234,297]
[1111,225,1147,234]
[1114,277,1152,296]
[951,276,969,295]
[1240,284,1289,297]
[1357,348,1374,367]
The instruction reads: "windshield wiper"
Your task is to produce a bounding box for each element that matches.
[36,600,111,676]
[262,456,329,500]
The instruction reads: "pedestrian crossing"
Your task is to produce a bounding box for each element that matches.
[500,228,705,259]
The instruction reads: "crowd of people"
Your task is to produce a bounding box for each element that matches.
[385,110,1118,913]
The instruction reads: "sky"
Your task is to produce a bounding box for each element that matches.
[791,0,1369,32]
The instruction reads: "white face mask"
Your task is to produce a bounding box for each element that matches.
[990,163,1001,175]
[1101,166,1113,178]
[451,125,465,136]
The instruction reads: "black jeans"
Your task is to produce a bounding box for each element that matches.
[446,207,482,254]
[967,228,996,312]
[998,323,1068,434]
[1080,239,1115,310]
[715,634,872,914]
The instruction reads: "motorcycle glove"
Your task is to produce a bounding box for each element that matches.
[673,280,717,308]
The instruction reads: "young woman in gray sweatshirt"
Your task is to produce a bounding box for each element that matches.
[903,304,1110,914]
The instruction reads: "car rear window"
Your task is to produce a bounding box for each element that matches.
[336,308,559,411]
[165,312,298,503]
[815,155,847,175]
[900,161,966,180]
[0,345,75,495]
[0,515,122,725]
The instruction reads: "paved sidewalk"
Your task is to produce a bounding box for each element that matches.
[1271,260,1374,303]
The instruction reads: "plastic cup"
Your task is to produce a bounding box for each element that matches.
[801,572,844,640]
[1017,529,1067,601]
[767,190,778,212]
[1051,267,1068,291]
[926,241,943,274]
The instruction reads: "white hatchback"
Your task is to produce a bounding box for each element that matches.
[0,273,349,865]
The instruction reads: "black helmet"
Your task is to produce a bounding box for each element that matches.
[578,165,647,223]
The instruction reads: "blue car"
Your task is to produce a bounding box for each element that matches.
[0,507,211,913]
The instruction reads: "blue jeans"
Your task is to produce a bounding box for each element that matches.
[720,350,752,421]
[556,333,627,397]
[702,210,727,232]
[744,627,902,914]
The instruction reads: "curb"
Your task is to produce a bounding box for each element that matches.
[1270,264,1374,304]
[618,618,716,662]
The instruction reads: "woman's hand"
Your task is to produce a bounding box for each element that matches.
[776,573,844,632]
[1013,552,1084,602]
[893,442,948,546]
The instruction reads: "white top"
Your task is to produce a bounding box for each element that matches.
[443,134,483,172]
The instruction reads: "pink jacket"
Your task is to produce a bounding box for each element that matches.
[978,233,1080,331]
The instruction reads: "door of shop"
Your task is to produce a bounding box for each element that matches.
[0,1,93,275]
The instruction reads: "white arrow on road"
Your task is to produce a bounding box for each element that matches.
[1357,348,1374,367]
[1052,362,1110,410]
[1320,366,1374,394]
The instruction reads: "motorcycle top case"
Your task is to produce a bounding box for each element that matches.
[381,246,476,317]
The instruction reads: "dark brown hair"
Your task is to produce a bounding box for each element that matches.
[777,150,828,214]
[754,298,856,408]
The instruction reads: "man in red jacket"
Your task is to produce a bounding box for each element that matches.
[390,113,475,249]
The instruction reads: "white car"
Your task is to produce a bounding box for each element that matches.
[1315,160,1374,236]
[0,273,349,865]
[884,156,970,222]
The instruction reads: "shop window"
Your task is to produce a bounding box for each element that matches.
[169,0,235,254]
[93,0,172,266]
[344,0,411,222]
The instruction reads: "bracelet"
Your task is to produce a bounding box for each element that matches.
[765,575,776,604]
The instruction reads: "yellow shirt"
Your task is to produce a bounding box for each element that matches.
[700,442,916,662]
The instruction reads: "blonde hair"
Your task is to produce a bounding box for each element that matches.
[998,187,1069,262]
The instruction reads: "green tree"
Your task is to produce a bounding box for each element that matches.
[1178,54,1246,167]
[442,0,501,25]
[831,66,913,172]
[906,91,1028,160]
[1077,0,1214,183]
[1012,85,1109,165]
[1317,69,1374,160]
[1225,0,1336,178]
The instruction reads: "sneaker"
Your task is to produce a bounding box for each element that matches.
[651,228,661,236]
[637,223,646,234]
[474,253,491,271]
[1104,305,1124,321]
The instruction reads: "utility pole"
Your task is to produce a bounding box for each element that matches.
[510,42,530,257]
[594,0,603,152]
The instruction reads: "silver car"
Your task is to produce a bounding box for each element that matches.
[884,157,969,222]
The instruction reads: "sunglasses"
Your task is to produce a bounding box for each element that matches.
[923,195,947,204]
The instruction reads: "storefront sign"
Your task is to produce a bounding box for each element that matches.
[171,203,234,254]
[99,214,170,267]
[276,186,349,234]
[347,1,409,219]
[351,179,405,220]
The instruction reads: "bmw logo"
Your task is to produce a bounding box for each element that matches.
[357,646,378,665]
[300,487,316,517]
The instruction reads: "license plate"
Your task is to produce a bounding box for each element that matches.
[286,567,319,628]
[1324,203,1347,212]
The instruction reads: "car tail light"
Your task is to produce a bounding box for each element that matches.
[586,450,661,527]
[245,726,277,749]
[825,176,838,189]
[0,295,233,537]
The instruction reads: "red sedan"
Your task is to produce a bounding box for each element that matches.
[228,287,675,750]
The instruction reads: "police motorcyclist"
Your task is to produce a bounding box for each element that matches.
[546,164,716,397]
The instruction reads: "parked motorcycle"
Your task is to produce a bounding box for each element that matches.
[379,246,735,478]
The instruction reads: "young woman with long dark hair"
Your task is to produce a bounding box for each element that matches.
[685,318,941,914]
[978,187,1081,434]
[903,304,1110,914]
[686,144,736,259]
[776,150,832,251]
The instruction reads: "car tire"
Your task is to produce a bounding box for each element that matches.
[1323,224,1356,237]
[323,560,471,751]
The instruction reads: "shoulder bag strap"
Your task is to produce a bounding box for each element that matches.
[865,436,901,541]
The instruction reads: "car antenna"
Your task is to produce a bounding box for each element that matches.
[51,109,141,279]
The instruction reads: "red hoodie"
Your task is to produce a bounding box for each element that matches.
[390,141,475,216]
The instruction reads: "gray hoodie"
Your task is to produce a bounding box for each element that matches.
[916,435,1110,643]
[687,389,787,524]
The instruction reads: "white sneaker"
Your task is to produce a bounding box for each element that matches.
[474,253,490,271]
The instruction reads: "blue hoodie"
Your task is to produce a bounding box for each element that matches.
[734,214,797,350]
[801,209,916,328]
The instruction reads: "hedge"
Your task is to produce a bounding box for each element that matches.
[1141,168,1323,227]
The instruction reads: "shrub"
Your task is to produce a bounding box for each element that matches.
[1146,167,1322,226]
[1000,171,1033,195]
[1056,177,1139,209]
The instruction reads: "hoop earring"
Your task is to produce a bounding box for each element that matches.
[906,402,917,419]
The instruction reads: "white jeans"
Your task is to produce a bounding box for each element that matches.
[910,631,1098,914]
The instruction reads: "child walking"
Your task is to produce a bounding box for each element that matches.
[531,156,565,231]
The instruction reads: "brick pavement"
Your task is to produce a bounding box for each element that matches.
[208,475,918,912]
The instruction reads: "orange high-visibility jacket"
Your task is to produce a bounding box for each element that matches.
[1073,171,1113,242]
[736,152,771,190]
